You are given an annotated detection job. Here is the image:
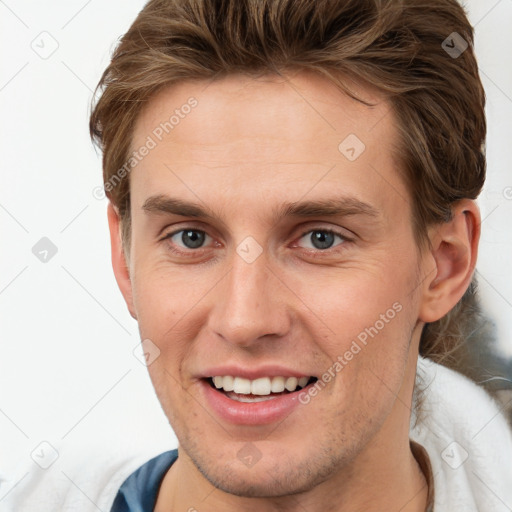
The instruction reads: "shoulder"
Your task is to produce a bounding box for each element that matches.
[411,356,512,511]
[110,449,179,512]
[0,444,167,512]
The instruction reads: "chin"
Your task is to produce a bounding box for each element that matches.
[192,448,339,499]
[200,467,314,498]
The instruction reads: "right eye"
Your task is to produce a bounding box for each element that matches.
[161,228,214,253]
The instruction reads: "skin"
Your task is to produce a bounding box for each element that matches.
[107,70,480,511]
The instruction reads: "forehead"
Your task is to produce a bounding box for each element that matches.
[129,71,407,221]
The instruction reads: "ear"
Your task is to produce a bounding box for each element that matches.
[418,199,480,323]
[107,202,137,320]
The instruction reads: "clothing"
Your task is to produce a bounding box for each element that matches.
[110,450,178,512]
[109,357,512,511]
[409,356,512,510]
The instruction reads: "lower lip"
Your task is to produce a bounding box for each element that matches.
[200,380,310,426]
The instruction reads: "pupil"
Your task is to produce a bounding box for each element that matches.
[182,230,204,249]
[311,231,334,250]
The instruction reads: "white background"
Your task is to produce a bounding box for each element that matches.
[0,0,511,507]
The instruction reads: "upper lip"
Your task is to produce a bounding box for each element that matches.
[199,365,314,380]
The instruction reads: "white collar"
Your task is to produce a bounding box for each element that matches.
[410,356,512,510]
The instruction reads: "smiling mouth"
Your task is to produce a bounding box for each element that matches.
[207,375,318,403]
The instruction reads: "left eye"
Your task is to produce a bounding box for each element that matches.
[297,230,346,250]
[166,229,212,249]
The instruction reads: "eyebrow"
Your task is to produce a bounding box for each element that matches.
[142,194,380,221]
[142,195,215,219]
[277,197,379,219]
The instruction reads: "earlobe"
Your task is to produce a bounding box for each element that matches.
[419,200,480,323]
[107,202,137,320]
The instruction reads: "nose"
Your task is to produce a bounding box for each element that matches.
[207,249,291,348]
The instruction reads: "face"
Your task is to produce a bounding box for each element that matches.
[121,71,428,497]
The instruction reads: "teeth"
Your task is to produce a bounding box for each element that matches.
[251,377,271,395]
[298,376,309,388]
[270,376,285,393]
[228,393,279,403]
[222,375,234,392]
[233,377,251,394]
[284,377,298,392]
[211,375,311,395]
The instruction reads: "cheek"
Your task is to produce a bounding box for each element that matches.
[291,263,415,347]
[130,264,221,383]
[131,262,204,331]
[294,264,420,412]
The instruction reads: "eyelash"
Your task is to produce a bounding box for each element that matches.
[160,227,351,259]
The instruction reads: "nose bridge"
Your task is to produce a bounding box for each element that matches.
[209,248,289,346]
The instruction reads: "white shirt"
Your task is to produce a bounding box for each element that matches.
[410,356,512,511]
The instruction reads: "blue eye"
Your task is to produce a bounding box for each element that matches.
[298,229,346,250]
[165,229,211,250]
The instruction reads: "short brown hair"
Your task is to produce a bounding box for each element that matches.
[90,0,487,374]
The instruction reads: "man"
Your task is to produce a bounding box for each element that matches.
[89,0,512,510]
